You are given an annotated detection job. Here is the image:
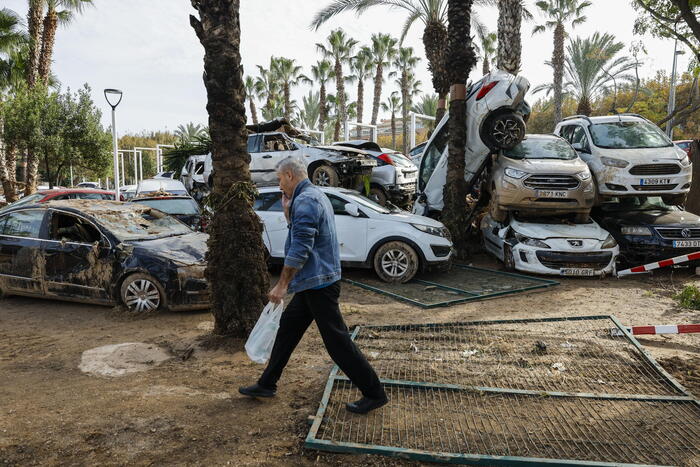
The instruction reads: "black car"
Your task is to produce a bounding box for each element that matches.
[593,196,700,267]
[0,200,209,312]
[130,195,204,231]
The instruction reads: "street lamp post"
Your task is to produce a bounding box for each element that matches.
[104,89,123,200]
[666,40,686,139]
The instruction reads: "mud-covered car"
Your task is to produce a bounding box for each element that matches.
[0,200,209,312]
[130,195,204,231]
[0,189,115,213]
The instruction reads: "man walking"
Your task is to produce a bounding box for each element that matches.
[239,158,388,414]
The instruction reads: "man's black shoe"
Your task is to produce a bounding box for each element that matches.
[345,395,388,414]
[238,383,276,398]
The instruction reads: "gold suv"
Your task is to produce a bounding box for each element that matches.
[488,134,595,223]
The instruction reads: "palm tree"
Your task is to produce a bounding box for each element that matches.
[533,0,591,126]
[260,94,285,121]
[244,75,259,125]
[476,30,497,75]
[347,47,374,138]
[411,93,438,117]
[175,122,207,143]
[497,0,522,74]
[271,56,304,122]
[381,91,401,149]
[190,0,269,336]
[367,33,398,126]
[25,0,43,87]
[394,47,420,155]
[444,0,477,258]
[255,60,279,119]
[533,32,636,116]
[38,0,95,84]
[316,29,357,141]
[304,59,334,134]
[294,90,321,131]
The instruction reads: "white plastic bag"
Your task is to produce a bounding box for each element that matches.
[245,301,284,364]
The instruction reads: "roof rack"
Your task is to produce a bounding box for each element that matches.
[561,115,593,124]
[615,113,651,122]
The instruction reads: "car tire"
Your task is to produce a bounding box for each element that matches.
[120,273,166,313]
[369,187,388,206]
[373,241,420,283]
[481,112,525,151]
[311,165,340,187]
[503,244,516,272]
[488,193,508,223]
[662,193,687,207]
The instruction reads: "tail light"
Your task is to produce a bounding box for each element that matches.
[476,81,499,100]
[378,153,395,165]
[199,217,208,232]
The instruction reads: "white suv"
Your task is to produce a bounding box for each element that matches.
[554,114,691,205]
[254,186,452,283]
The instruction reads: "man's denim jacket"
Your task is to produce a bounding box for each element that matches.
[284,179,341,292]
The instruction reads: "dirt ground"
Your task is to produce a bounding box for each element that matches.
[2,254,700,466]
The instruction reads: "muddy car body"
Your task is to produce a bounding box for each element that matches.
[130,195,204,231]
[0,200,209,312]
[0,189,116,213]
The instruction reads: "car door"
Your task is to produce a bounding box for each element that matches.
[254,134,295,185]
[254,191,288,258]
[569,126,593,163]
[326,194,367,262]
[42,209,114,303]
[0,208,47,295]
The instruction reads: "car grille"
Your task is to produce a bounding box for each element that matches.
[523,175,579,190]
[536,251,613,270]
[629,164,681,175]
[632,184,677,191]
[655,228,700,239]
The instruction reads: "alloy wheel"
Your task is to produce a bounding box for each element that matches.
[381,249,409,278]
[492,119,522,148]
[314,171,330,186]
[124,279,161,312]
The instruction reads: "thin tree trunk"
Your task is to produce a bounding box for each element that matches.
[25,149,39,196]
[444,0,476,259]
[482,55,490,76]
[401,73,409,156]
[26,0,44,87]
[249,98,259,125]
[0,142,15,203]
[283,83,291,122]
[391,111,396,149]
[190,0,269,336]
[356,80,363,139]
[424,20,449,120]
[497,0,522,75]
[552,22,565,128]
[435,94,447,124]
[334,59,345,142]
[371,63,383,126]
[319,83,327,133]
[38,8,58,84]
[44,153,53,189]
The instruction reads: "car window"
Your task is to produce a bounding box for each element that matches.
[51,194,74,200]
[342,193,391,214]
[589,121,673,149]
[49,212,102,244]
[132,198,200,215]
[78,193,106,200]
[247,135,260,153]
[504,137,577,160]
[195,162,205,175]
[262,134,293,152]
[419,122,449,191]
[570,126,590,150]
[326,194,353,216]
[253,192,283,212]
[0,210,44,238]
[3,192,45,209]
[557,125,573,142]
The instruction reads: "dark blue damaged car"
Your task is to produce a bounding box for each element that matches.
[0,200,210,312]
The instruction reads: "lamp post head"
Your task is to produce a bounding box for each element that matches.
[104,88,123,109]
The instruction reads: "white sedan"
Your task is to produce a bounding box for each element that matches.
[255,186,453,283]
[481,214,619,277]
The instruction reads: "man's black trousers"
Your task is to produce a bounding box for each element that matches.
[258,281,385,399]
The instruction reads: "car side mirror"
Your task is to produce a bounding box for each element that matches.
[571,142,589,153]
[344,203,360,217]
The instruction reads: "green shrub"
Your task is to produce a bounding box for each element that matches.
[674,285,700,310]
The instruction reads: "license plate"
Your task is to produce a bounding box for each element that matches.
[673,240,700,248]
[640,178,671,185]
[561,268,597,276]
[403,172,417,180]
[537,190,568,198]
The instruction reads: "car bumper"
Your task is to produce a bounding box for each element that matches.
[511,244,618,277]
[619,235,700,267]
[169,266,210,311]
[387,183,417,202]
[496,177,594,213]
[595,165,692,196]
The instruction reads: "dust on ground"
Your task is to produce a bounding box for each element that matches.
[2,254,700,466]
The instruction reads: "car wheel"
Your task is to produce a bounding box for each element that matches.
[373,241,420,283]
[120,273,166,313]
[311,165,340,187]
[481,112,525,151]
[503,244,516,272]
[488,193,508,223]
[662,193,688,207]
[369,187,388,206]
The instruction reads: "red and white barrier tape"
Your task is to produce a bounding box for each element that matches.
[611,324,700,337]
[616,250,700,277]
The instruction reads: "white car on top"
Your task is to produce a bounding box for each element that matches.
[481,214,619,277]
[254,186,453,283]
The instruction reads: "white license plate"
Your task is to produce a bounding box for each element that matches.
[537,190,568,198]
[673,240,700,248]
[640,178,671,185]
[403,173,417,180]
[561,268,597,276]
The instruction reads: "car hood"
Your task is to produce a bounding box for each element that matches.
[127,232,208,266]
[511,218,608,240]
[598,209,700,227]
[378,210,445,228]
[502,157,588,174]
[597,145,686,162]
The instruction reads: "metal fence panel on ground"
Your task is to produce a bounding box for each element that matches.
[306,316,700,466]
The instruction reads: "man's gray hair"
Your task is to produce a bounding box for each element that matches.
[276,157,308,179]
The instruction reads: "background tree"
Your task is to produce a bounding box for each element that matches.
[175,122,207,143]
[347,47,374,138]
[394,47,420,155]
[190,0,269,336]
[381,91,401,148]
[295,90,321,131]
[633,0,700,63]
[304,59,334,134]
[244,75,259,125]
[25,0,43,87]
[255,60,279,119]
[367,33,398,126]
[497,0,523,74]
[271,56,304,122]
[411,93,438,117]
[120,130,177,182]
[533,0,591,127]
[476,29,497,75]
[316,29,357,141]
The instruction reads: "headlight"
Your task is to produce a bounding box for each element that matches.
[602,234,618,249]
[504,167,528,179]
[411,223,448,238]
[601,157,629,168]
[680,155,691,167]
[620,226,652,236]
[514,232,550,249]
[576,171,591,181]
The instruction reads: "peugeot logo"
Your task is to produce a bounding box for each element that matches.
[568,240,583,247]
[681,228,692,238]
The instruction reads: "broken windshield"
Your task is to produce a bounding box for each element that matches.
[88,205,192,241]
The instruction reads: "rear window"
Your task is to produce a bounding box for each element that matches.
[5,192,45,209]
[505,137,577,160]
[132,198,200,215]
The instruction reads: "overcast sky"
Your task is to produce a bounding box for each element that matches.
[4,0,693,135]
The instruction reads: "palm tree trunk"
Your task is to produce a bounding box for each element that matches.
[424,20,449,123]
[391,111,396,148]
[190,0,269,336]
[37,7,58,84]
[497,0,522,75]
[482,55,490,75]
[249,97,259,125]
[0,143,15,203]
[552,22,565,127]
[283,83,291,122]
[319,83,327,133]
[356,80,363,139]
[577,96,592,116]
[43,153,53,189]
[401,73,409,155]
[444,0,476,259]
[25,0,44,87]
[334,59,345,142]
[371,63,383,126]
[25,149,39,196]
